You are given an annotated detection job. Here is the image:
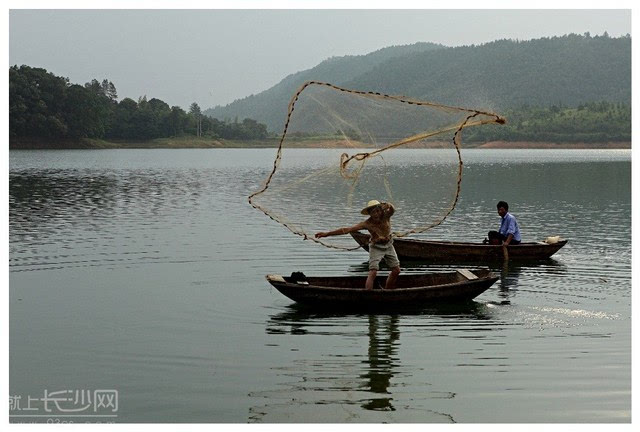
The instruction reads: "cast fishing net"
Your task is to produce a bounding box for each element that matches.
[249,81,505,250]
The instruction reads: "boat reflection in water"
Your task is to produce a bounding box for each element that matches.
[491,258,567,302]
[251,302,497,422]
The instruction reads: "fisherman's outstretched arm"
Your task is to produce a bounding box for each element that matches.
[315,222,366,238]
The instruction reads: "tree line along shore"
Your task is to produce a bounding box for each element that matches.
[10,65,630,150]
[10,137,630,150]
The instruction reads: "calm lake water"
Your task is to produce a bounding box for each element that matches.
[9,149,631,423]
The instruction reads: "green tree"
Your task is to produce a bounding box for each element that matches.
[166,106,189,137]
[102,79,118,101]
[9,65,69,138]
[189,102,202,137]
[63,84,109,138]
[107,97,138,139]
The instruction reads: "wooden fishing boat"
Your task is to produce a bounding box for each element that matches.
[266,269,498,308]
[350,231,568,262]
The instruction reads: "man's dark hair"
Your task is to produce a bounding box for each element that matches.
[497,201,509,211]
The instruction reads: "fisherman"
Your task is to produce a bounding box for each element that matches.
[487,200,521,245]
[315,200,401,290]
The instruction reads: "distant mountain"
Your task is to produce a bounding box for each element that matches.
[205,34,630,133]
[204,42,444,132]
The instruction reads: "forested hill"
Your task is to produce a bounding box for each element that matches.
[204,42,445,132]
[205,33,630,133]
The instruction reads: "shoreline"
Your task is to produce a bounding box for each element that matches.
[9,137,631,150]
[476,140,630,149]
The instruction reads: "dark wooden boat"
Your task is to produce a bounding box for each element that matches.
[266,269,498,308]
[350,231,568,262]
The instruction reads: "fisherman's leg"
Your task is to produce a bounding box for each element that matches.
[488,230,501,245]
[367,247,382,290]
[365,269,378,291]
[383,246,401,290]
[385,266,401,290]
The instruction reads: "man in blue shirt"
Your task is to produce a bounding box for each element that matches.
[487,201,521,245]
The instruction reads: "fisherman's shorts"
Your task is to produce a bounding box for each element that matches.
[368,240,400,271]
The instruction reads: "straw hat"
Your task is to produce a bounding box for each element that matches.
[361,199,382,215]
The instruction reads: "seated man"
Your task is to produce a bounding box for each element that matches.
[487,200,521,245]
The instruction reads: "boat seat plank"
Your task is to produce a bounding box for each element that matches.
[457,269,478,280]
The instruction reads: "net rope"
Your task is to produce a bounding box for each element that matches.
[249,81,505,250]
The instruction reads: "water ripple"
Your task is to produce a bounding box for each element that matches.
[9,149,631,423]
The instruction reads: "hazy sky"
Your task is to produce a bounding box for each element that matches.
[9,8,631,111]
